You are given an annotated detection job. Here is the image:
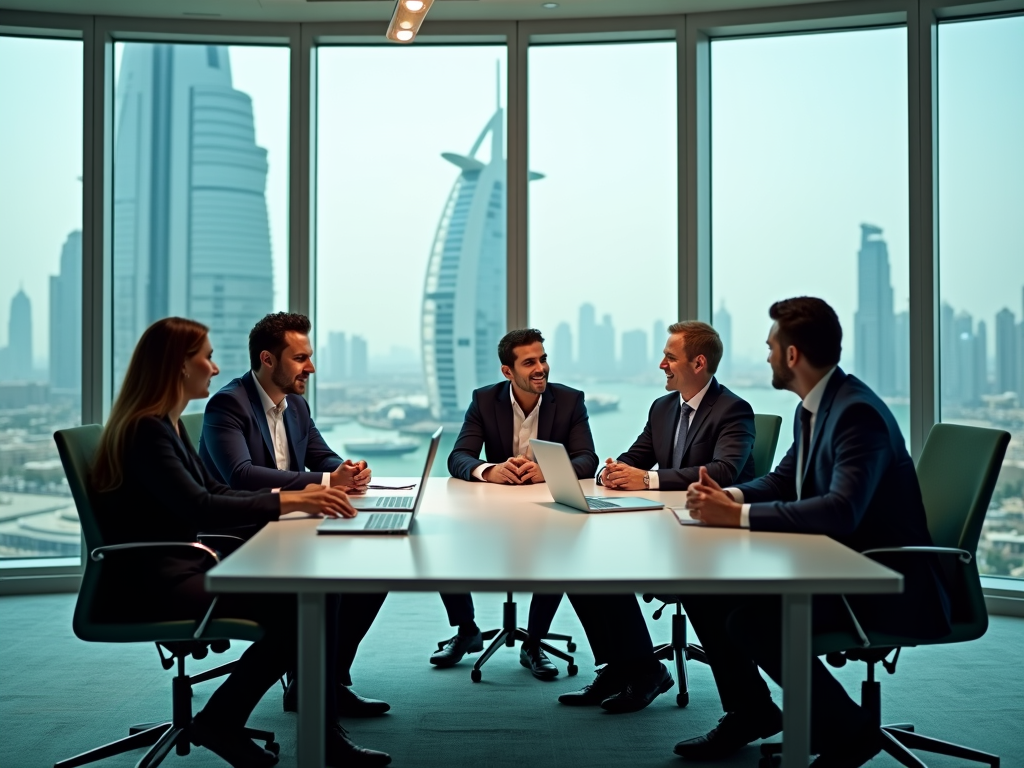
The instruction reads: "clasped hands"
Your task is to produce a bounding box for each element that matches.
[482,455,544,485]
[331,459,371,493]
[684,466,742,527]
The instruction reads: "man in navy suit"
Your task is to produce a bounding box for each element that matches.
[199,312,389,719]
[677,298,951,767]
[558,321,755,714]
[436,328,599,677]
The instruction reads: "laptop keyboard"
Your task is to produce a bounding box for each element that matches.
[366,513,406,530]
[585,497,621,510]
[374,496,413,508]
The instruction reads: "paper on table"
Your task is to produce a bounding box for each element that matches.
[670,507,704,526]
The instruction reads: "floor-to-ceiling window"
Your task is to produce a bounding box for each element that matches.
[937,14,1024,579]
[527,41,678,460]
[111,42,290,406]
[710,27,910,466]
[0,35,83,566]
[313,45,508,476]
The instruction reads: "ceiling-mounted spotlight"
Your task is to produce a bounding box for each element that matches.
[387,0,435,44]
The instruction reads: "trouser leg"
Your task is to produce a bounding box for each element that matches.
[439,593,475,627]
[334,592,387,686]
[526,593,563,641]
[680,594,773,714]
[567,593,653,668]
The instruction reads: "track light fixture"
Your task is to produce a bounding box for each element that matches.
[387,0,435,44]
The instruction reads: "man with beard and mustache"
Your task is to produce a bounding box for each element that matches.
[198,312,391,725]
[675,297,950,767]
[438,328,599,677]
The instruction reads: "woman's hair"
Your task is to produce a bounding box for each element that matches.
[92,317,209,492]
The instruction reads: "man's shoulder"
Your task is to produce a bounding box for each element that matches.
[471,381,509,403]
[208,376,249,409]
[547,382,584,401]
[714,382,754,414]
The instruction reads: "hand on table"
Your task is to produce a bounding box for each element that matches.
[602,458,646,491]
[280,484,356,518]
[482,456,545,485]
[331,459,371,493]
[684,466,741,527]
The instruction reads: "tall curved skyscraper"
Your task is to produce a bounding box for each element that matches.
[112,44,273,387]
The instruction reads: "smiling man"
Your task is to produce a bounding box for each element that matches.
[439,328,598,677]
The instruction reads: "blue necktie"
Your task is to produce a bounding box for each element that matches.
[671,403,694,469]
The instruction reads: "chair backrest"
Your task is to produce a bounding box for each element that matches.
[915,422,1009,642]
[751,414,783,478]
[53,425,106,640]
[180,412,205,454]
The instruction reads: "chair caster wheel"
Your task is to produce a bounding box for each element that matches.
[567,664,578,676]
[676,692,689,708]
[567,642,577,652]
[471,669,482,682]
[266,742,280,755]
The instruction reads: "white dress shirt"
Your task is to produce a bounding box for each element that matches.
[472,392,542,481]
[253,375,330,488]
[728,366,837,528]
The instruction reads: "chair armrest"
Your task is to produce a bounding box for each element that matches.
[90,541,220,563]
[197,533,246,544]
[862,546,973,565]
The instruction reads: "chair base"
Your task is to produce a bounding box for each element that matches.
[459,593,576,682]
[651,607,707,707]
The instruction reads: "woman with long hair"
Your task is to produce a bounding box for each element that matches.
[91,317,390,768]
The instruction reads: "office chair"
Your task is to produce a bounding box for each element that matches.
[52,426,278,768]
[179,412,204,454]
[645,412,783,706]
[759,422,1007,768]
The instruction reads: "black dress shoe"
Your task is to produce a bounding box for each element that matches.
[429,630,483,668]
[600,661,673,713]
[192,715,279,768]
[520,643,559,680]
[674,702,783,760]
[338,685,391,717]
[557,664,627,706]
[326,724,392,767]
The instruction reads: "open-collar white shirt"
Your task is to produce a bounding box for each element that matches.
[253,375,332,488]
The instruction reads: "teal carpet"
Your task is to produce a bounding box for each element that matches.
[1,592,1021,767]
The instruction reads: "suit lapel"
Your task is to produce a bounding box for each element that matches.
[495,382,514,458]
[664,397,682,466]
[682,379,721,458]
[242,372,278,468]
[537,387,556,441]
[801,369,846,493]
[283,400,302,472]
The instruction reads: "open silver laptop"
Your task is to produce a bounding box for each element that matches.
[530,438,665,512]
[317,428,441,535]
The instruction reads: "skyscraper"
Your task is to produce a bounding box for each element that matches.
[995,308,1018,395]
[351,335,368,381]
[327,331,348,382]
[112,44,274,387]
[620,329,647,376]
[894,310,910,397]
[553,322,573,372]
[854,223,896,396]
[1,288,33,381]
[714,303,733,382]
[49,231,82,394]
[577,303,599,376]
[421,100,537,422]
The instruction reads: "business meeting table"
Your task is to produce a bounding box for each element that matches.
[206,477,903,768]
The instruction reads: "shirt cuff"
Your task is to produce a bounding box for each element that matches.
[322,472,331,488]
[725,487,744,503]
[648,470,660,490]
[472,463,495,481]
[272,487,281,494]
[595,466,606,486]
[739,504,751,528]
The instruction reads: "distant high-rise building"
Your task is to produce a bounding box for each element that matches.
[553,322,573,372]
[1,288,33,381]
[652,320,664,362]
[940,302,958,404]
[975,320,989,398]
[351,335,368,380]
[620,330,647,376]
[995,308,1018,395]
[893,310,910,397]
[327,331,348,382]
[578,303,599,376]
[854,224,896,396]
[112,44,274,388]
[599,314,615,369]
[714,303,733,381]
[49,231,82,394]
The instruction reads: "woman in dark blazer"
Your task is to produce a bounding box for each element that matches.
[91,317,390,768]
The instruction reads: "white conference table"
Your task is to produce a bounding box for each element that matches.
[206,477,902,768]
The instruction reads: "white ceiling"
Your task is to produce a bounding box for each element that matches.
[0,0,834,24]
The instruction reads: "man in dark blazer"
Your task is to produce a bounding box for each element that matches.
[558,321,755,715]
[436,328,599,678]
[199,312,389,719]
[677,297,951,767]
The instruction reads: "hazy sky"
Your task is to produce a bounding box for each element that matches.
[2,18,1022,374]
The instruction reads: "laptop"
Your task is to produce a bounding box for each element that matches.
[317,427,441,535]
[530,438,665,512]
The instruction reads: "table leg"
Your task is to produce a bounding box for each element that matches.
[297,593,325,768]
[781,593,811,768]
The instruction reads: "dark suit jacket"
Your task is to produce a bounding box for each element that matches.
[448,381,599,481]
[615,378,756,491]
[736,368,951,638]
[199,371,344,492]
[92,415,280,605]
